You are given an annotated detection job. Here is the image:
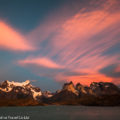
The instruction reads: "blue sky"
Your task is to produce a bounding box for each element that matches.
[0,0,120,91]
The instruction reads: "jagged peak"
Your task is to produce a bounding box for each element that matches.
[90,82,117,88]
[63,81,74,86]
[76,83,82,88]
[63,81,78,95]
[63,81,74,89]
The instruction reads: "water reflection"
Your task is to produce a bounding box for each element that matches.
[0,106,120,120]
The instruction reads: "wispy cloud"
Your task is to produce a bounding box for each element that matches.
[0,21,34,51]
[18,57,63,69]
[17,0,120,85]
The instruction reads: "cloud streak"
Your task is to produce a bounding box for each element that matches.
[0,21,34,51]
[18,57,63,69]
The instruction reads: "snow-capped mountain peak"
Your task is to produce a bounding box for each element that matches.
[0,80,42,100]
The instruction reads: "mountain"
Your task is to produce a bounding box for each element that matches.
[76,82,120,96]
[45,81,120,106]
[46,81,78,105]
[76,83,90,95]
[0,80,42,106]
[89,82,120,95]
[0,80,120,106]
[42,91,53,98]
[63,81,79,95]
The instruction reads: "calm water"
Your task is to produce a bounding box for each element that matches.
[0,106,120,120]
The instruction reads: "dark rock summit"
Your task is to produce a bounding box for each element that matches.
[89,82,120,96]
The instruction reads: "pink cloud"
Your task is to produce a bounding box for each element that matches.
[115,65,120,72]
[18,57,63,69]
[0,21,34,51]
[19,0,120,85]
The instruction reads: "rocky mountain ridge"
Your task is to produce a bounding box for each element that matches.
[0,80,120,106]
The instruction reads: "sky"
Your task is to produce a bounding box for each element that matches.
[0,0,120,91]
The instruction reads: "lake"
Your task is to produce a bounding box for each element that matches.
[0,106,120,120]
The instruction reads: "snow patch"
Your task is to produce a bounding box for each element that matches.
[6,80,30,87]
[31,89,42,100]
